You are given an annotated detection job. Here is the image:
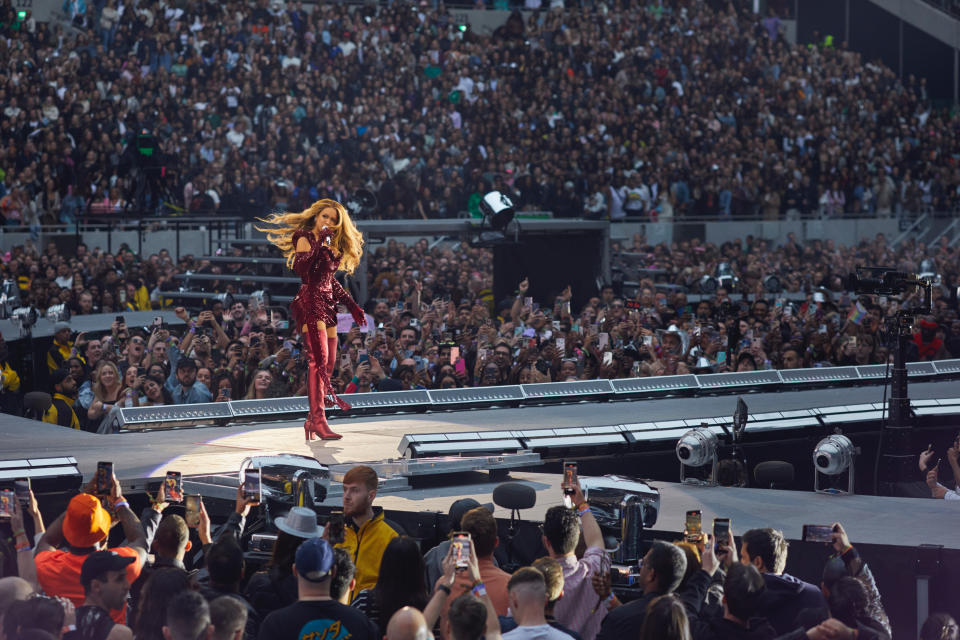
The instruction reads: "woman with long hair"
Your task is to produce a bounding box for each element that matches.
[87,360,123,423]
[244,368,275,399]
[639,593,692,640]
[258,199,365,441]
[350,536,429,636]
[131,567,193,640]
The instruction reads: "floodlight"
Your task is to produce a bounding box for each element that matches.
[479,191,515,231]
[11,306,38,330]
[716,262,737,289]
[249,290,271,309]
[813,434,857,495]
[676,427,719,486]
[581,475,660,564]
[46,304,71,323]
[699,275,718,294]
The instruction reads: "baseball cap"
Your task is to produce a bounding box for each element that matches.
[448,498,494,530]
[81,550,135,588]
[295,537,334,582]
[54,321,71,334]
[176,358,198,371]
[63,494,111,548]
[50,368,73,387]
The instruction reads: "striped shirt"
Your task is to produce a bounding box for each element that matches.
[552,547,609,640]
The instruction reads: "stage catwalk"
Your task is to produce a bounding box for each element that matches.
[2,380,958,549]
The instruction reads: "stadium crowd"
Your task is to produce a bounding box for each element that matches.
[1,462,957,639]
[0,228,956,432]
[0,0,959,223]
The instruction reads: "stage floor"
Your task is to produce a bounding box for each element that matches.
[2,380,958,549]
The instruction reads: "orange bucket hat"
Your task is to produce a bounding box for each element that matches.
[63,493,110,548]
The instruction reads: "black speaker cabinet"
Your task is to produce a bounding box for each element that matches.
[493,230,604,311]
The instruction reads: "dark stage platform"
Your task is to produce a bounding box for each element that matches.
[2,380,957,549]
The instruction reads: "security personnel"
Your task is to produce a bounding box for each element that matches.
[43,368,80,430]
[47,322,74,373]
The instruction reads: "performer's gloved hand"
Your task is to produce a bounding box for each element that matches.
[319,226,334,245]
[350,304,366,327]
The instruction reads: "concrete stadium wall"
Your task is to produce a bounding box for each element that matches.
[0,229,210,259]
[610,217,902,247]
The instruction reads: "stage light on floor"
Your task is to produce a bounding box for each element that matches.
[46,304,71,322]
[11,306,38,330]
[676,427,718,486]
[98,402,234,433]
[813,434,857,495]
[581,475,660,564]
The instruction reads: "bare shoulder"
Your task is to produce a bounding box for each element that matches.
[295,235,313,253]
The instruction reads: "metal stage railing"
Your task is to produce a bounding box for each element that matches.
[97,358,960,433]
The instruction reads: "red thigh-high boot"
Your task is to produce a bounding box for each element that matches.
[304,324,342,440]
[325,336,351,411]
[302,328,320,441]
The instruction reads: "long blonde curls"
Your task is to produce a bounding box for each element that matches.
[256,199,364,274]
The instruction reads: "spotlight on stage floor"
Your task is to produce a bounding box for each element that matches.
[813,434,857,495]
[677,427,718,486]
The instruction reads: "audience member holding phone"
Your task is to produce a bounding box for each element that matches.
[920,435,960,500]
[34,467,148,625]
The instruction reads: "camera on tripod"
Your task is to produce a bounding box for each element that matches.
[846,266,932,317]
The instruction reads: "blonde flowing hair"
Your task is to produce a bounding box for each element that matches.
[92,360,121,401]
[256,199,364,274]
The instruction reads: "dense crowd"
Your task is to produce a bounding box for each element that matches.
[1,0,959,224]
[1,227,957,431]
[1,462,958,639]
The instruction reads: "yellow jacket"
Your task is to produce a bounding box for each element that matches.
[1,361,19,392]
[123,284,151,311]
[42,392,80,430]
[336,508,398,601]
[47,339,73,373]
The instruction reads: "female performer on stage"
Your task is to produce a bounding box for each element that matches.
[259,199,366,441]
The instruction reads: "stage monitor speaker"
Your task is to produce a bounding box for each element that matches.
[493,232,603,312]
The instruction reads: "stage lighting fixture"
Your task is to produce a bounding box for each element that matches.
[347,390,432,413]
[213,292,234,308]
[813,434,857,495]
[429,385,524,407]
[479,191,515,231]
[46,303,71,323]
[0,279,21,317]
[779,366,860,384]
[763,275,782,293]
[10,306,38,331]
[933,359,960,375]
[612,375,699,396]
[98,402,234,433]
[581,475,660,564]
[716,262,738,290]
[249,290,271,309]
[699,275,718,294]
[229,397,309,421]
[520,380,614,402]
[676,427,719,486]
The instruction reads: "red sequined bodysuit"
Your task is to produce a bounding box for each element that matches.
[290,228,362,328]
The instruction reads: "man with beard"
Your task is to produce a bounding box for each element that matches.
[335,465,398,602]
[221,301,249,340]
[43,368,80,429]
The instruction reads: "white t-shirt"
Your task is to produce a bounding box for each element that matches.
[503,624,572,639]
